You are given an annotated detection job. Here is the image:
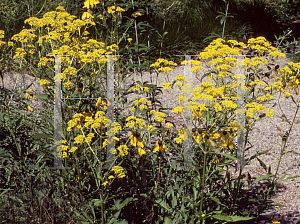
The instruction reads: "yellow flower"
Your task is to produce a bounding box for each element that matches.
[26,105,32,112]
[166,122,173,128]
[162,83,171,90]
[82,11,93,20]
[272,219,280,224]
[83,0,100,9]
[69,146,78,153]
[153,140,167,154]
[112,166,126,178]
[201,214,205,217]
[129,132,144,148]
[58,151,67,158]
[39,79,50,86]
[102,181,108,186]
[116,6,125,12]
[133,12,142,18]
[0,30,4,39]
[108,175,114,179]
[138,147,146,156]
[25,89,32,100]
[127,38,133,43]
[108,6,116,14]
[74,135,85,144]
[135,84,142,91]
[148,125,154,131]
[117,145,129,156]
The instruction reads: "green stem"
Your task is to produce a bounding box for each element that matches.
[198,150,207,223]
[222,1,229,39]
[160,19,166,58]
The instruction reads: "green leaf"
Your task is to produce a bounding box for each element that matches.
[281,131,289,147]
[210,196,222,206]
[214,151,237,161]
[200,72,212,82]
[253,174,273,184]
[14,114,23,131]
[230,215,255,221]
[257,157,267,172]
[283,175,300,180]
[164,217,173,224]
[270,203,286,207]
[182,180,197,186]
[213,214,255,222]
[249,148,272,161]
[155,199,171,212]
[220,17,226,25]
[212,214,233,221]
[36,94,49,100]
[118,197,135,210]
[0,189,13,197]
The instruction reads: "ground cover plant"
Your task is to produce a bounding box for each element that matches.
[1,0,300,223]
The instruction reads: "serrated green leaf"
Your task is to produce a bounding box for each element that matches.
[155,199,171,212]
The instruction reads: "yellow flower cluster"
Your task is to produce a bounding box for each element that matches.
[56,140,68,158]
[174,126,185,144]
[112,166,126,178]
[125,116,147,129]
[0,30,8,46]
[132,12,142,18]
[13,48,27,59]
[117,145,129,157]
[107,6,125,14]
[11,7,122,95]
[150,58,177,70]
[133,97,152,111]
[39,79,51,86]
[25,89,36,102]
[153,112,166,123]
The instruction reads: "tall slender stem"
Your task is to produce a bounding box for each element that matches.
[222,1,229,39]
